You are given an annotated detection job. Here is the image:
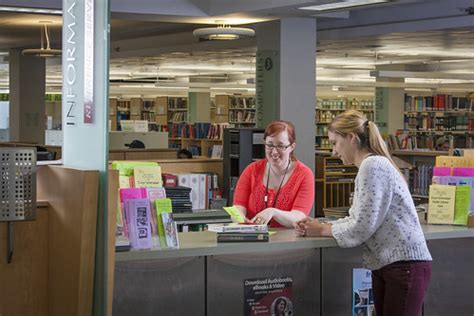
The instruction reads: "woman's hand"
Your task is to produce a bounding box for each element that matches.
[294,217,332,237]
[250,208,275,225]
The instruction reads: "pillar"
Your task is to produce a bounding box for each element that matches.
[256,18,316,174]
[9,49,45,143]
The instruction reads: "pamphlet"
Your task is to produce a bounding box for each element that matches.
[223,205,246,223]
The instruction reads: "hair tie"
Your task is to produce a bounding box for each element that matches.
[363,120,370,147]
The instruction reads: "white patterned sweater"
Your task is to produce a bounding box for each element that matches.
[331,156,432,270]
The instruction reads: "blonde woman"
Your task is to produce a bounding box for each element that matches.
[295,110,432,316]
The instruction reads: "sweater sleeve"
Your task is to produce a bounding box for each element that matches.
[232,162,256,209]
[331,158,394,248]
[291,164,315,215]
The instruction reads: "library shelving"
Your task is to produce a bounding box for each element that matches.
[315,97,375,150]
[228,95,256,126]
[212,95,230,124]
[167,97,188,123]
[223,128,265,203]
[398,93,474,149]
[168,122,227,157]
[316,155,358,215]
[109,97,170,131]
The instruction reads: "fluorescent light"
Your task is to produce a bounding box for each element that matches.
[299,0,388,11]
[0,6,62,15]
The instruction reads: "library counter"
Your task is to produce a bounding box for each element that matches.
[113,225,474,316]
[115,224,474,262]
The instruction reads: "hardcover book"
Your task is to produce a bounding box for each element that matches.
[208,223,269,234]
[217,232,269,242]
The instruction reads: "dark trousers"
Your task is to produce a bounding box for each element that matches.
[372,260,432,316]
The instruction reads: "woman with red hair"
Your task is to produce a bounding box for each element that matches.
[233,120,315,228]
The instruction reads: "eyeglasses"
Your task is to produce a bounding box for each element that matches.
[265,143,293,151]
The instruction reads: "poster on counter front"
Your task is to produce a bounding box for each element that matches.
[352,268,375,316]
[244,276,293,316]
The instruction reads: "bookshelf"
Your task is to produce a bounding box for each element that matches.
[228,95,256,126]
[167,97,188,123]
[323,156,357,212]
[168,122,227,157]
[398,93,474,150]
[212,95,230,124]
[315,97,375,150]
[109,97,169,131]
[223,128,265,203]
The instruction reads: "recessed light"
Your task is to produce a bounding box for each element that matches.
[299,0,389,12]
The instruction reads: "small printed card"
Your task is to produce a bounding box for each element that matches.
[223,206,245,223]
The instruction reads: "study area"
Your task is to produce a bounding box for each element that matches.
[0,0,473,315]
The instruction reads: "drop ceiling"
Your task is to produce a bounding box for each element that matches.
[0,0,473,97]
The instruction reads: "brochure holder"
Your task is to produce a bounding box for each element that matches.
[0,148,36,263]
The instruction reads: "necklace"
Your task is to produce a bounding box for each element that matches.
[264,160,291,209]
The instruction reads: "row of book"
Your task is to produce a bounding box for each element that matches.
[404,95,473,112]
[168,122,229,139]
[411,164,433,197]
[176,172,220,211]
[404,115,473,131]
[229,96,256,108]
[229,110,255,123]
[167,97,187,109]
[168,111,187,122]
[141,110,157,122]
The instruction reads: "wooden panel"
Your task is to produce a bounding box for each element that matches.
[37,165,99,316]
[0,207,50,316]
[108,170,119,316]
[124,150,177,160]
[109,152,126,160]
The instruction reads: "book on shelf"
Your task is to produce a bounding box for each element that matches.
[211,144,223,159]
[216,232,269,243]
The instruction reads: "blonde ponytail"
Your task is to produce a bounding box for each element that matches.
[328,110,401,174]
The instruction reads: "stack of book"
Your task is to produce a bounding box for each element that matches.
[164,186,193,213]
[208,223,269,242]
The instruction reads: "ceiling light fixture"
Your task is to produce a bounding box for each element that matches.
[22,21,61,58]
[0,6,62,15]
[299,0,389,12]
[193,22,255,41]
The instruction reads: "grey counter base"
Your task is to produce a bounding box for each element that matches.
[113,226,474,316]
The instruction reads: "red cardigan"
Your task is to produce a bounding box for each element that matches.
[233,159,315,228]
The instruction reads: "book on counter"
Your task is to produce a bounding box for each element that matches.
[217,232,269,243]
[207,223,269,233]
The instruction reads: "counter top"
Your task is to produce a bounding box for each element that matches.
[115,224,474,262]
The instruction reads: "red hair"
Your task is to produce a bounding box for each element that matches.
[264,120,297,160]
